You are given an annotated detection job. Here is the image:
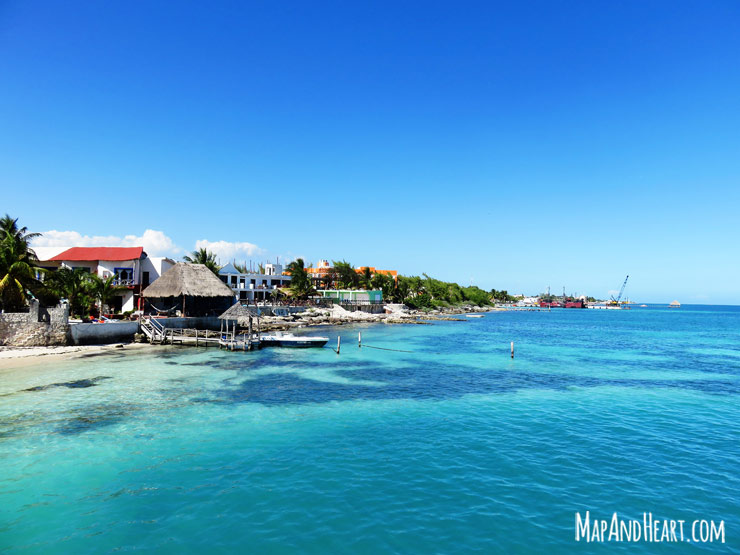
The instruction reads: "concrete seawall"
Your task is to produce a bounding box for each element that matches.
[69,322,140,345]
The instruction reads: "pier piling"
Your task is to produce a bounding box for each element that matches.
[358,332,362,348]
[337,335,341,355]
[511,341,514,358]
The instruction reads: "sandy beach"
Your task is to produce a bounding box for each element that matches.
[0,343,156,370]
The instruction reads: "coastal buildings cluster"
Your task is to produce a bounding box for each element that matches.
[1,228,661,350]
[25,244,638,318]
[30,245,398,318]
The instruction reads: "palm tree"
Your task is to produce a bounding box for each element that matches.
[88,274,128,315]
[0,215,43,312]
[392,277,409,303]
[371,272,396,299]
[286,258,314,298]
[45,267,94,317]
[333,260,359,289]
[234,261,248,273]
[183,248,220,274]
[361,267,372,290]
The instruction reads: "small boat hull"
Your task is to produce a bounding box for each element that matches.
[260,334,329,348]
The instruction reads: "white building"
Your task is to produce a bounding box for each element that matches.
[43,247,174,312]
[317,289,383,303]
[218,262,292,303]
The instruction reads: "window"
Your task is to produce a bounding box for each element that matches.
[142,271,150,286]
[114,268,134,286]
[111,295,124,313]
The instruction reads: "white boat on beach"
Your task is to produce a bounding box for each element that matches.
[259,332,329,348]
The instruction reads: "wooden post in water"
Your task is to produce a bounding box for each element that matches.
[195,329,199,347]
[511,341,514,359]
[358,331,362,348]
[336,335,341,354]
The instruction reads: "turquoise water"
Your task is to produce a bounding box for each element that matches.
[1,306,739,553]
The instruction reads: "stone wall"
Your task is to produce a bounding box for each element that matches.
[338,303,386,314]
[0,301,70,346]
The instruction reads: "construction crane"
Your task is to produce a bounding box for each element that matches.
[610,275,629,304]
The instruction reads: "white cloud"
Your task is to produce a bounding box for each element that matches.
[32,229,181,257]
[194,239,264,263]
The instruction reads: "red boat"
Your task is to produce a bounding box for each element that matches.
[539,298,585,308]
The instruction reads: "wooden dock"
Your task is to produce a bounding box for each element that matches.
[140,317,260,351]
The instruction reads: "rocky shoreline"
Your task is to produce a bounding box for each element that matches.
[0,306,503,365]
[256,304,502,332]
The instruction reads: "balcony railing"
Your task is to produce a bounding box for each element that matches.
[112,278,136,287]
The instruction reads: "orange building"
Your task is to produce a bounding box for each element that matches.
[355,267,398,283]
[306,259,333,279]
[305,260,398,284]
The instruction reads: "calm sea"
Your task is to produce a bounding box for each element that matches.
[1,305,738,553]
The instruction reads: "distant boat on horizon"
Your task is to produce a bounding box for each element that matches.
[669,300,681,308]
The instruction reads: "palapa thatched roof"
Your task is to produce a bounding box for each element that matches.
[219,303,258,323]
[143,263,235,298]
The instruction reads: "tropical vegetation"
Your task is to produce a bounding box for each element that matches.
[0,215,43,312]
[315,259,505,309]
[183,248,220,274]
[88,274,129,316]
[397,274,493,309]
[1,215,131,317]
[285,258,315,298]
[1,214,515,316]
[44,268,93,317]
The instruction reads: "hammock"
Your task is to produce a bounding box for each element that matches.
[145,299,179,314]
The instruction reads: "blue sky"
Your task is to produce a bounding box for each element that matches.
[1,1,739,303]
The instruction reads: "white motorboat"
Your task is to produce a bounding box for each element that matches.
[466,314,485,318]
[259,332,329,348]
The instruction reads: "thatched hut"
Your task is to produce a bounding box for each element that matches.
[219,303,258,326]
[142,263,235,317]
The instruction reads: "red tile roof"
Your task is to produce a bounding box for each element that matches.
[49,247,144,262]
